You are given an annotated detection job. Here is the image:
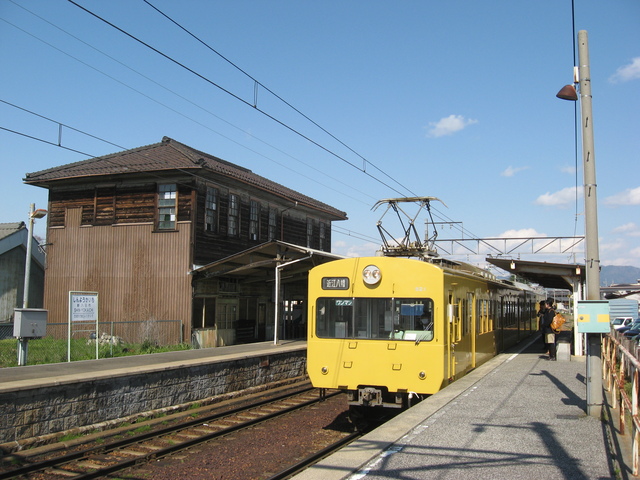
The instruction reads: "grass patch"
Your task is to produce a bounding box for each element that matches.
[59,432,82,442]
[0,338,192,368]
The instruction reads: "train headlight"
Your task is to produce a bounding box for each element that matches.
[362,265,382,285]
[321,366,329,375]
[418,371,426,380]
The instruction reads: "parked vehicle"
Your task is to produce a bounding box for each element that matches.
[617,319,640,335]
[622,321,640,337]
[612,317,634,330]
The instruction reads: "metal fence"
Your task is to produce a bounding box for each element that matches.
[603,333,640,476]
[0,319,183,368]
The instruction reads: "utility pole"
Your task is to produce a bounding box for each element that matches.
[577,30,603,418]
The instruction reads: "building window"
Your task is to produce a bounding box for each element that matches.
[205,186,218,233]
[306,218,314,247]
[157,184,176,230]
[268,208,277,240]
[249,200,259,241]
[228,193,239,237]
[319,222,326,250]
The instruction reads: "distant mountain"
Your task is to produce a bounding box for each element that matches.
[601,265,640,286]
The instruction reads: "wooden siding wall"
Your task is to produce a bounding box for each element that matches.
[44,216,192,343]
[192,179,333,266]
[48,183,194,228]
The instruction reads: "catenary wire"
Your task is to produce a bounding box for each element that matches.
[65,0,483,243]
[66,0,412,198]
[4,3,485,248]
[0,16,374,207]
[5,0,375,206]
[141,0,410,196]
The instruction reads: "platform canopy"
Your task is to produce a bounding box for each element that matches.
[486,257,585,291]
[191,240,344,281]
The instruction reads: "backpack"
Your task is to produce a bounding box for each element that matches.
[550,313,566,333]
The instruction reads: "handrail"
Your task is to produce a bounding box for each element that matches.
[602,334,640,476]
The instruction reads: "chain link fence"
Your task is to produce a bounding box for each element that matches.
[0,319,184,368]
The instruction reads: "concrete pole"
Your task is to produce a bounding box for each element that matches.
[22,203,35,309]
[17,204,37,366]
[577,30,602,418]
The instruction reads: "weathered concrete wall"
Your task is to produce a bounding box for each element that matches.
[0,349,306,447]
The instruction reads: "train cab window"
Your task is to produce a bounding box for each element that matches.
[315,297,434,342]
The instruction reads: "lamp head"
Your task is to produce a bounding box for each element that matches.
[556,84,578,101]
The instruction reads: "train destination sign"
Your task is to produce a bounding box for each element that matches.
[322,277,350,290]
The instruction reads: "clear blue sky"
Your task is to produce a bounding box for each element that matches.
[2,1,639,271]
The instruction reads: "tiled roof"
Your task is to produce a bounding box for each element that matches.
[24,137,347,220]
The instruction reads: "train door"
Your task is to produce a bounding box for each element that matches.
[468,292,476,368]
[447,293,460,381]
[496,297,505,352]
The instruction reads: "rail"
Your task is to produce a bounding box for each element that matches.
[602,334,640,476]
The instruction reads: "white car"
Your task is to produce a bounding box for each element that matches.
[612,317,634,330]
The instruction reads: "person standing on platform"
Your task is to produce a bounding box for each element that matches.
[537,300,547,350]
[542,298,557,360]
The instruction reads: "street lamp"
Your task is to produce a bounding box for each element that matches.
[556,30,602,418]
[556,30,601,300]
[16,203,47,366]
[23,203,47,308]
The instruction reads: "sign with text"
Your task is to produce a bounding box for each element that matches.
[322,277,350,290]
[68,291,99,362]
[70,293,99,322]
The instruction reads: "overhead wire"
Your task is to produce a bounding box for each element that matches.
[140,0,412,196]
[66,0,413,198]
[4,1,487,249]
[5,0,374,204]
[66,0,486,246]
[0,11,374,206]
[2,100,363,233]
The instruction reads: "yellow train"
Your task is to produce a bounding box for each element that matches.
[307,255,543,409]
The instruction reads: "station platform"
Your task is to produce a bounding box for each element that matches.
[0,340,306,392]
[0,340,307,447]
[294,336,629,480]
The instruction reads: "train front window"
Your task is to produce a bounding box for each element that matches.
[316,298,434,341]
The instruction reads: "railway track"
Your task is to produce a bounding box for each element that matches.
[265,429,363,480]
[1,385,345,480]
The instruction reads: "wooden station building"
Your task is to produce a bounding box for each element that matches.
[24,137,347,347]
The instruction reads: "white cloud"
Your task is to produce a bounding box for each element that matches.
[609,57,640,83]
[333,240,379,258]
[534,186,581,207]
[604,187,640,206]
[497,228,545,238]
[560,165,576,175]
[501,166,530,177]
[613,222,638,234]
[600,237,626,252]
[425,114,478,138]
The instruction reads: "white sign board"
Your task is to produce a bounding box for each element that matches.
[70,293,99,322]
[68,291,99,361]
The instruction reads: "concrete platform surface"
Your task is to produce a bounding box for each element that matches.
[294,337,622,480]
